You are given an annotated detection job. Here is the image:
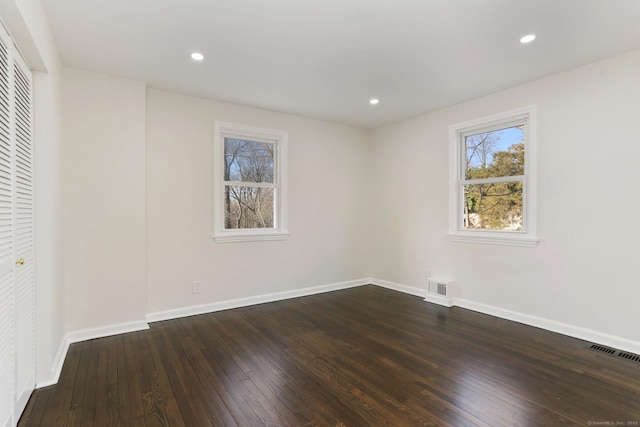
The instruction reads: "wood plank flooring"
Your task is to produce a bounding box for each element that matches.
[19,285,640,426]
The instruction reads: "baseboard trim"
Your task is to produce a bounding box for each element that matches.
[455,298,640,355]
[368,278,426,298]
[424,293,455,307]
[36,336,70,388]
[147,278,370,323]
[65,320,150,345]
[370,277,640,355]
[36,320,149,388]
[370,278,456,307]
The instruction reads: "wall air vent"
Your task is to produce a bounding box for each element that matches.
[437,282,447,296]
[425,278,456,307]
[427,279,453,297]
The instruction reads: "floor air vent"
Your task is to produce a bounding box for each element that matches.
[589,344,640,365]
[618,352,640,363]
[590,344,616,355]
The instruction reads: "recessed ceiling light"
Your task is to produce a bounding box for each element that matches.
[369,98,379,105]
[520,34,536,44]
[191,52,204,61]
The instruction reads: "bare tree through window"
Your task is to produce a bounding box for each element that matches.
[223,138,275,229]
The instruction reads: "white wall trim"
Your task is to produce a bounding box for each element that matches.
[447,233,538,248]
[147,279,369,323]
[423,293,455,308]
[36,335,70,388]
[455,298,640,355]
[368,278,426,298]
[370,277,640,355]
[36,320,149,388]
[65,320,150,345]
[369,278,454,308]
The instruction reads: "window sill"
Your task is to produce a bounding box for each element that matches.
[212,231,290,243]
[447,232,538,248]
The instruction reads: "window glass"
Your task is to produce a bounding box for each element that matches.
[224,138,274,183]
[464,126,524,180]
[463,183,523,231]
[224,186,275,229]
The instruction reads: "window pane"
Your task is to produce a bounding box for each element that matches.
[224,138,274,183]
[463,182,523,231]
[464,126,524,180]
[224,185,274,229]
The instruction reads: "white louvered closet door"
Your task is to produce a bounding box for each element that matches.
[0,20,34,427]
[0,24,15,427]
[12,44,33,421]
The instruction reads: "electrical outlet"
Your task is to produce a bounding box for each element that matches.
[192,281,201,294]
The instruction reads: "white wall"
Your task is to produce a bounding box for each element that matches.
[370,49,640,346]
[62,68,147,331]
[146,90,370,315]
[0,0,65,386]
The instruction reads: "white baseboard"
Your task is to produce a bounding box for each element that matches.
[424,293,455,307]
[455,298,640,355]
[36,320,149,388]
[65,320,150,344]
[368,278,454,307]
[36,336,70,388]
[368,278,426,298]
[369,277,640,355]
[147,278,370,323]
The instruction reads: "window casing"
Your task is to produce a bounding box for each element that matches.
[213,121,288,243]
[448,105,538,247]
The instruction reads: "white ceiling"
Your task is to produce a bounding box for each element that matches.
[41,0,640,129]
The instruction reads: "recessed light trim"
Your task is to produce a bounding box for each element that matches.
[520,34,536,44]
[369,98,379,105]
[191,52,204,61]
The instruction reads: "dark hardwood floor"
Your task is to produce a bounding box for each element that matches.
[19,285,640,426]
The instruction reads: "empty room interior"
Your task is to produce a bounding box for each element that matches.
[2,0,640,425]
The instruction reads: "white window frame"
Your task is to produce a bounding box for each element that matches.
[448,105,538,247]
[213,121,288,243]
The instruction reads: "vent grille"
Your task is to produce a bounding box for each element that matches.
[437,283,447,296]
[590,344,616,355]
[589,344,640,365]
[618,352,640,363]
[427,278,454,298]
